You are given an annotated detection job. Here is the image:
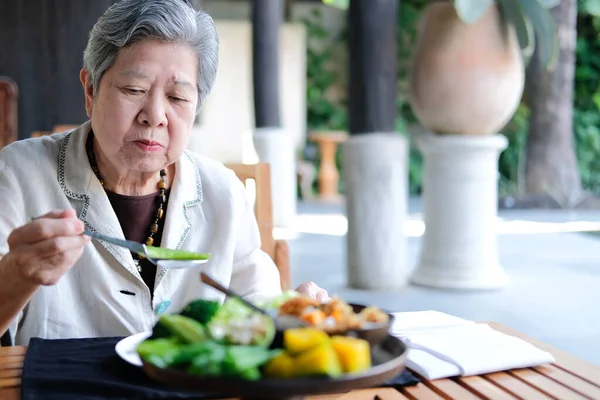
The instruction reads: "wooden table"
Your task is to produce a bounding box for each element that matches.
[2,323,600,399]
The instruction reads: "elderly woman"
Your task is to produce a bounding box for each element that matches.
[0,0,327,346]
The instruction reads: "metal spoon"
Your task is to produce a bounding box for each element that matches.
[29,216,210,269]
[199,272,307,330]
[84,229,210,269]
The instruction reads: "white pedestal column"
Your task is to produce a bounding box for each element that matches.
[342,133,409,289]
[410,133,509,290]
[253,127,297,228]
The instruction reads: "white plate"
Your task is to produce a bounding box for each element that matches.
[115,331,152,367]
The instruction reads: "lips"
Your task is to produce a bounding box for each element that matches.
[136,139,161,147]
[134,139,164,152]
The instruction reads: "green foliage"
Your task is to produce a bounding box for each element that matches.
[303,8,346,132]
[498,104,529,196]
[496,7,600,197]
[572,10,600,194]
[306,1,600,196]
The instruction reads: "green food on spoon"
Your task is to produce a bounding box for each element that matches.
[144,245,211,261]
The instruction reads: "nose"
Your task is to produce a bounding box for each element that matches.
[137,92,168,127]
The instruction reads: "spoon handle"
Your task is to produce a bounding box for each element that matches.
[199,272,268,316]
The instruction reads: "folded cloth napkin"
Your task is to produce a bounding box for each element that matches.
[390,310,475,340]
[391,311,555,380]
[21,336,419,400]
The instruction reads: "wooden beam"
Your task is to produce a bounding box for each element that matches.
[252,0,283,128]
[347,0,398,135]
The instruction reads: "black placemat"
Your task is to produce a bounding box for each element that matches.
[21,337,419,400]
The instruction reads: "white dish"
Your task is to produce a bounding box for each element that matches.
[115,331,152,367]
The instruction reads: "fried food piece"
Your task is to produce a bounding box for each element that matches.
[358,306,389,324]
[279,296,320,317]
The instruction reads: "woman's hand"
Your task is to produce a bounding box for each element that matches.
[295,281,330,302]
[4,209,90,286]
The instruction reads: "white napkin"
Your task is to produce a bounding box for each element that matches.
[391,311,555,380]
[390,310,475,339]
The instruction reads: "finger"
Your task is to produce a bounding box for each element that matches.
[33,247,86,286]
[32,209,77,221]
[27,235,90,260]
[9,217,84,248]
[315,289,330,303]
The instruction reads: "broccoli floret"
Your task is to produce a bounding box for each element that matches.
[149,319,171,340]
[179,299,221,325]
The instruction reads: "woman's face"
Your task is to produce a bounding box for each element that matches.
[80,39,198,174]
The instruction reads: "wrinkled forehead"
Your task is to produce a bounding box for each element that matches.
[109,40,198,90]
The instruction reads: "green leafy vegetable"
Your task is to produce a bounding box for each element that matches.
[137,338,183,368]
[173,340,226,369]
[144,246,211,261]
[224,346,281,372]
[159,314,208,344]
[139,297,283,380]
[207,298,275,348]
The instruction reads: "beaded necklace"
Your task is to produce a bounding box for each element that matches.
[85,133,168,272]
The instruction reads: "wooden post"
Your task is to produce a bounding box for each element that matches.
[343,0,409,289]
[347,0,397,135]
[0,0,117,139]
[252,0,283,128]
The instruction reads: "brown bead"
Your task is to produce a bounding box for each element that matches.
[145,237,154,246]
[150,223,159,233]
[156,208,164,219]
[158,180,167,190]
[160,169,167,177]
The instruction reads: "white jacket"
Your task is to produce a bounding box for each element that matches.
[0,121,282,345]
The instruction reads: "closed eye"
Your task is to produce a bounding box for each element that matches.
[169,96,187,102]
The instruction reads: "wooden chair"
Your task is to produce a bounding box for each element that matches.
[0,77,18,150]
[225,163,291,291]
[32,124,78,138]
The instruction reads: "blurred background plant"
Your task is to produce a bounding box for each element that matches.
[305,0,600,198]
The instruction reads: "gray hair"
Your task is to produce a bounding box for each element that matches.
[83,0,219,107]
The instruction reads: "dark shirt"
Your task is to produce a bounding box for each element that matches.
[105,189,170,296]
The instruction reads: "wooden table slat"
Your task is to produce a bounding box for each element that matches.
[533,364,600,399]
[0,347,25,357]
[0,369,21,380]
[509,368,590,400]
[0,361,23,371]
[484,372,554,400]
[400,383,445,399]
[331,388,410,400]
[490,323,600,387]
[0,388,18,400]
[457,375,518,400]
[413,374,483,399]
[0,377,20,389]
[0,355,24,366]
